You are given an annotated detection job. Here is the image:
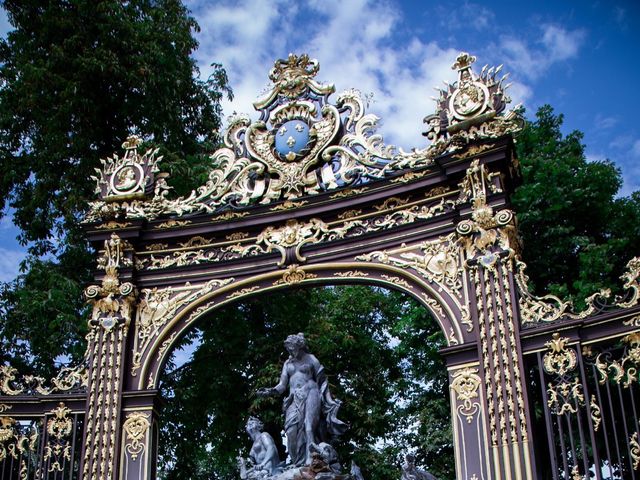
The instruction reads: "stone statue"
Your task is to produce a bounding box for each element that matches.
[400,454,438,480]
[258,333,347,467]
[239,417,281,480]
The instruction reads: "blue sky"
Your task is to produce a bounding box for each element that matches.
[0,0,639,283]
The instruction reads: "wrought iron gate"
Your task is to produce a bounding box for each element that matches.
[0,52,639,480]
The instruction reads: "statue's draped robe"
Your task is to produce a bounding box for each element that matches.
[282,365,347,465]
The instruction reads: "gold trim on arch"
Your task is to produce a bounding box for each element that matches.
[137,262,465,390]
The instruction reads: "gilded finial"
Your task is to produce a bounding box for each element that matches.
[122,135,142,151]
[451,52,477,71]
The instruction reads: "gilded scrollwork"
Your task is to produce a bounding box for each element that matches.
[356,234,463,296]
[593,331,640,388]
[85,233,136,332]
[590,395,601,432]
[44,403,73,472]
[543,334,577,376]
[0,363,87,396]
[631,431,640,470]
[85,52,522,223]
[0,416,38,472]
[450,367,481,424]
[380,274,413,290]
[356,234,470,336]
[131,278,234,376]
[227,286,261,299]
[333,271,369,278]
[542,332,585,415]
[454,160,519,263]
[123,412,151,461]
[273,265,318,286]
[516,260,611,325]
[617,256,640,308]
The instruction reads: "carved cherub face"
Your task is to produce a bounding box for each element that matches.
[246,416,263,434]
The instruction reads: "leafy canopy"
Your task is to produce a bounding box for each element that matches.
[513,105,640,307]
[0,0,231,376]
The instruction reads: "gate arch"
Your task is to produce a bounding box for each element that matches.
[0,51,638,480]
[140,261,467,391]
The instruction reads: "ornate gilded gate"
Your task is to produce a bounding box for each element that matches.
[0,52,638,480]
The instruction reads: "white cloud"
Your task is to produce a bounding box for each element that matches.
[0,247,23,283]
[632,139,640,157]
[541,25,585,62]
[594,114,618,130]
[494,24,585,81]
[188,0,461,147]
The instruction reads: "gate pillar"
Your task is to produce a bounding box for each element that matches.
[119,391,160,480]
[455,161,536,479]
[81,233,137,480]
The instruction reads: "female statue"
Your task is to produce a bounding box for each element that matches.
[258,333,347,466]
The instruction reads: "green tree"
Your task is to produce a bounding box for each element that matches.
[0,0,231,376]
[512,105,640,307]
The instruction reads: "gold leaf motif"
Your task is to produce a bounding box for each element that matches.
[95,221,131,230]
[329,187,367,199]
[227,286,261,299]
[425,186,451,197]
[273,265,318,286]
[226,232,249,241]
[123,412,151,461]
[590,395,601,432]
[337,209,362,220]
[543,333,577,376]
[144,243,169,251]
[271,200,309,211]
[450,367,481,423]
[132,278,235,377]
[211,211,249,222]
[154,219,191,229]
[334,271,369,278]
[373,196,411,212]
[46,403,72,440]
[380,275,413,290]
[630,431,640,470]
[178,236,212,248]
[617,257,640,308]
[624,314,640,327]
[389,171,423,183]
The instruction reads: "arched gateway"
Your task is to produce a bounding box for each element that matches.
[1,52,639,480]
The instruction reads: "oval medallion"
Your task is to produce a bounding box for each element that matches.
[274,120,311,162]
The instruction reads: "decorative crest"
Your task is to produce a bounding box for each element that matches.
[90,134,165,204]
[85,53,523,223]
[424,51,519,142]
[260,53,326,103]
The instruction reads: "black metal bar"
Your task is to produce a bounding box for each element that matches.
[566,409,579,474]
[616,382,635,479]
[591,363,614,475]
[577,345,602,479]
[538,351,560,480]
[604,376,624,475]
[557,408,571,477]
[68,413,78,480]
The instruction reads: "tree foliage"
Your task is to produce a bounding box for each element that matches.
[512,105,640,306]
[0,0,231,375]
[158,286,452,480]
